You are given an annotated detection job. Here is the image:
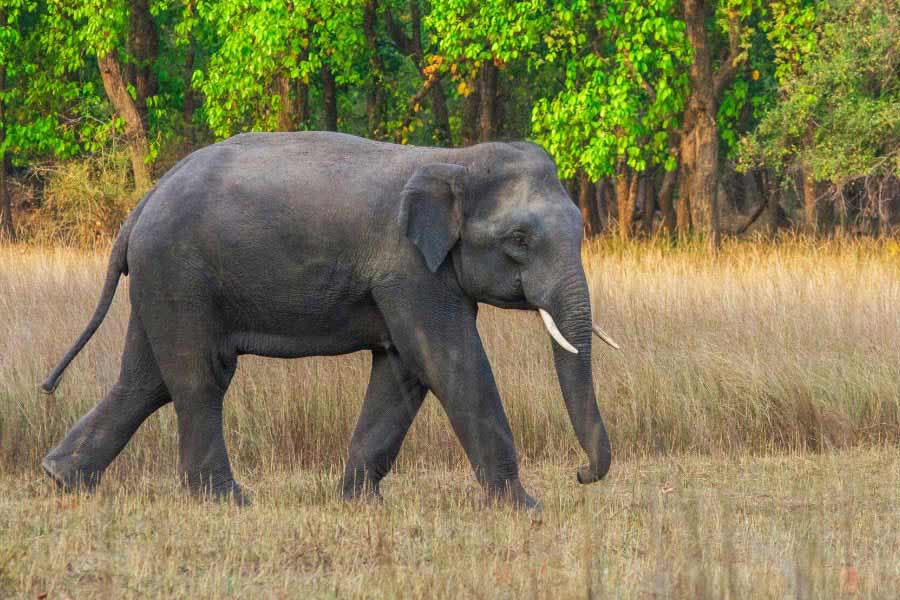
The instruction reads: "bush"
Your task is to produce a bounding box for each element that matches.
[22,152,140,246]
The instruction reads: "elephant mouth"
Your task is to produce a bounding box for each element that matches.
[477,274,529,309]
[481,297,533,310]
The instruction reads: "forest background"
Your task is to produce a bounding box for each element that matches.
[1,0,898,245]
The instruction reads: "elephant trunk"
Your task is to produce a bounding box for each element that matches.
[543,268,612,484]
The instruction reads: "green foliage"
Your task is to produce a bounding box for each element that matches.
[740,0,900,181]
[429,0,692,179]
[428,0,553,74]
[1,0,188,166]
[4,6,83,162]
[531,0,692,178]
[192,0,367,138]
[714,0,778,158]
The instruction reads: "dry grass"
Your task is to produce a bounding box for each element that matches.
[1,450,898,598]
[1,238,899,597]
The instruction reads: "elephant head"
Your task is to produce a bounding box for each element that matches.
[400,142,618,484]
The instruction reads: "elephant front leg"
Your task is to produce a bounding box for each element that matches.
[432,360,538,509]
[373,285,539,510]
[341,349,427,500]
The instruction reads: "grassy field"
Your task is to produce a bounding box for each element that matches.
[1,239,899,597]
[2,449,898,598]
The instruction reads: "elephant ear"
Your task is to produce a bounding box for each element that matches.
[399,163,468,273]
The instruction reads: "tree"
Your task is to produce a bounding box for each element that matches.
[0,0,895,245]
[676,0,762,244]
[384,0,452,145]
[529,1,691,239]
[428,0,551,145]
[44,0,155,190]
[430,0,692,237]
[740,0,900,234]
[193,0,372,139]
[0,1,14,239]
[126,0,159,128]
[97,51,152,189]
[2,0,102,237]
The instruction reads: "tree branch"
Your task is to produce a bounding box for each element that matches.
[621,52,656,103]
[384,8,414,58]
[394,69,445,141]
[713,15,745,102]
[732,197,768,235]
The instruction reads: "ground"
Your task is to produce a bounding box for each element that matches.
[1,240,898,598]
[1,450,897,598]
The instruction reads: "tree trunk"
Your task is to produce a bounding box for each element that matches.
[642,176,657,237]
[803,168,818,234]
[676,186,691,235]
[762,170,780,238]
[802,168,833,235]
[426,81,451,146]
[183,37,196,149]
[0,155,10,242]
[478,62,498,142]
[276,75,296,131]
[577,171,597,237]
[616,166,636,241]
[462,79,480,146]
[679,0,720,246]
[658,168,678,238]
[595,179,610,232]
[321,65,338,131]
[126,0,158,128]
[1,8,13,241]
[0,48,13,241]
[364,0,386,138]
[98,50,151,191]
[293,46,310,129]
[294,79,309,129]
[409,0,451,145]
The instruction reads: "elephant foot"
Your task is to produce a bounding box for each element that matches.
[485,479,542,512]
[41,452,102,493]
[340,480,384,505]
[211,480,251,507]
[341,490,384,507]
[185,477,251,507]
[504,492,542,513]
[340,468,385,504]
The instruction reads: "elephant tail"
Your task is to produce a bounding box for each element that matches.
[40,200,145,395]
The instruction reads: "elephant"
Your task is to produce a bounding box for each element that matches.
[40,131,619,509]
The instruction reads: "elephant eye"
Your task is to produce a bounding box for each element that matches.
[503,230,530,262]
[510,231,528,249]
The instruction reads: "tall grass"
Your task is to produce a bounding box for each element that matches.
[1,238,899,478]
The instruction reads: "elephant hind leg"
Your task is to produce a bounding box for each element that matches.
[42,313,171,491]
[147,322,246,505]
[342,349,427,500]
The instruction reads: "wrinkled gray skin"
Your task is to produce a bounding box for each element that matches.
[41,132,612,508]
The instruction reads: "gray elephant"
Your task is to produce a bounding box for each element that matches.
[41,132,619,508]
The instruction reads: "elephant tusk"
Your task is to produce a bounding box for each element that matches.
[592,323,621,350]
[539,309,578,354]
